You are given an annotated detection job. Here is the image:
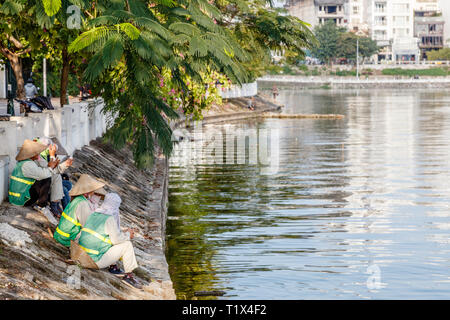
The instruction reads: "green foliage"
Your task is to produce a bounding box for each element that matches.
[22,0,315,168]
[427,48,450,61]
[311,20,378,63]
[32,70,80,96]
[333,69,356,76]
[214,0,315,79]
[158,69,231,120]
[42,0,62,17]
[68,0,251,168]
[337,32,378,60]
[311,20,345,64]
[381,68,449,77]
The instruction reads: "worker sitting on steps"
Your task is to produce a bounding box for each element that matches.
[54,174,106,247]
[9,139,60,224]
[33,137,73,216]
[78,192,142,289]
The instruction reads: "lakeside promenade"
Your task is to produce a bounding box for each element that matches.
[258,75,450,89]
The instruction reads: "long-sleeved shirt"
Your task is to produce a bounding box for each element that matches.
[21,160,54,181]
[104,216,130,245]
[36,156,69,174]
[25,83,38,99]
[74,199,94,227]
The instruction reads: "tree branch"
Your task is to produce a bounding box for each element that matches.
[7,35,25,50]
[0,46,14,60]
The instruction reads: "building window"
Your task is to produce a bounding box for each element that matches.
[353,6,359,14]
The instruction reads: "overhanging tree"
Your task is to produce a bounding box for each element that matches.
[67,0,250,168]
[0,0,48,98]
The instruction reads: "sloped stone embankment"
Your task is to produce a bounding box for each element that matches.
[0,139,175,300]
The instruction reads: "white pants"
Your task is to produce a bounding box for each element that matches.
[50,173,64,202]
[95,241,138,273]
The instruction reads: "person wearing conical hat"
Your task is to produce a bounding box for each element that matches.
[33,137,74,217]
[53,174,106,247]
[78,193,142,289]
[9,139,60,209]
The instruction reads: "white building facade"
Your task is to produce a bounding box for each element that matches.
[285,0,445,62]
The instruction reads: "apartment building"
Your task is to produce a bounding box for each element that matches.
[348,0,370,34]
[285,0,317,27]
[414,0,444,59]
[285,0,348,28]
[285,0,445,62]
[365,0,421,62]
[316,0,347,26]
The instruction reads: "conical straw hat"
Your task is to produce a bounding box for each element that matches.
[16,139,48,161]
[69,174,106,197]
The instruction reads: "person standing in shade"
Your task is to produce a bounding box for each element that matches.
[272,85,279,100]
[54,174,106,247]
[78,193,142,289]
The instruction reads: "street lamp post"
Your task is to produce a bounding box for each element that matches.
[356,37,360,80]
[6,41,14,116]
[43,58,47,97]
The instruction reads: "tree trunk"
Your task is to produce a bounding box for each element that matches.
[60,47,70,106]
[10,55,25,99]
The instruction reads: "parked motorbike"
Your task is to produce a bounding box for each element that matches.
[31,96,54,110]
[14,98,42,113]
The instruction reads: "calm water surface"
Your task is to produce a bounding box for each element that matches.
[166,89,450,299]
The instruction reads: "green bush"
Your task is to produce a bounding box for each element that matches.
[381,68,448,77]
[298,64,308,72]
[33,71,80,97]
[311,68,320,76]
[334,69,356,76]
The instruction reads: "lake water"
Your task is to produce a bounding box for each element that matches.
[166,89,450,299]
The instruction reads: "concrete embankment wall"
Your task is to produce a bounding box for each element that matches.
[0,92,279,300]
[0,99,110,205]
[258,76,450,90]
[0,99,175,299]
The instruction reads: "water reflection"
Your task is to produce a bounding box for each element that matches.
[166,89,450,299]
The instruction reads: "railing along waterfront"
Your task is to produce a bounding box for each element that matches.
[0,99,111,204]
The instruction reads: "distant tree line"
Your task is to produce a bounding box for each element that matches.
[311,20,378,65]
[427,48,450,61]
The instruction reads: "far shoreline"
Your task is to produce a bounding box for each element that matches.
[258,75,450,89]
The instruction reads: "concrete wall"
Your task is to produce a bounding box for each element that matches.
[220,82,258,99]
[0,99,111,204]
[0,65,6,99]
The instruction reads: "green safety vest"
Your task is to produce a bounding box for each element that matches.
[53,196,87,247]
[78,212,113,262]
[9,160,36,206]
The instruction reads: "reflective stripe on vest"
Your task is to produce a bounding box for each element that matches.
[9,160,36,206]
[79,244,99,255]
[10,176,34,185]
[55,227,70,238]
[78,212,113,262]
[61,211,82,227]
[53,196,87,247]
[81,227,112,245]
